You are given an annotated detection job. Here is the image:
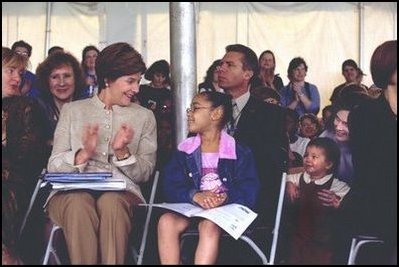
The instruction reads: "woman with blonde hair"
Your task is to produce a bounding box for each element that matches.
[2,47,49,264]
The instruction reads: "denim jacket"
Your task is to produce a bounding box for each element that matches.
[162,132,259,209]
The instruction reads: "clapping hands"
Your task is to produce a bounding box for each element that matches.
[75,123,99,165]
[112,123,134,151]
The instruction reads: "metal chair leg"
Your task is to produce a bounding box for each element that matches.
[347,235,384,265]
[42,224,62,265]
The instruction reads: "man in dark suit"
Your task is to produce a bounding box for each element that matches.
[218,44,288,226]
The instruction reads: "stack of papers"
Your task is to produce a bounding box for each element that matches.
[44,172,112,182]
[43,172,126,191]
[140,203,258,240]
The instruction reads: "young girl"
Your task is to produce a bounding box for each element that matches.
[157,91,259,264]
[285,137,350,264]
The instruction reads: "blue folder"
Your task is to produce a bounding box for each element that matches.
[44,172,112,183]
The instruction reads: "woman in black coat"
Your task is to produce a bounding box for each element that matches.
[345,40,397,264]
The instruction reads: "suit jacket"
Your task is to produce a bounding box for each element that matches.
[233,96,288,224]
[47,94,157,204]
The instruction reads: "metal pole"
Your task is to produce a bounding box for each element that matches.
[170,2,197,145]
[393,3,397,40]
[44,2,52,58]
[358,2,364,69]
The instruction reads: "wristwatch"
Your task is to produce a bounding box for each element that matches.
[117,151,130,161]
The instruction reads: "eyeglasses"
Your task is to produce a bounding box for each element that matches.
[301,122,317,128]
[15,51,29,57]
[186,106,212,113]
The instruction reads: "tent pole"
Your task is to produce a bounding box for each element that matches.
[44,2,52,58]
[170,2,197,145]
[394,3,397,39]
[358,2,364,70]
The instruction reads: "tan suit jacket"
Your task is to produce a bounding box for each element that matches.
[47,94,157,204]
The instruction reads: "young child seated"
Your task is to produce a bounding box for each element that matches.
[157,91,259,264]
[285,137,350,264]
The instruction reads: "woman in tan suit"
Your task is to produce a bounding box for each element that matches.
[46,42,157,264]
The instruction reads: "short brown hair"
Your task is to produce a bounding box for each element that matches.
[307,137,340,175]
[144,59,170,82]
[287,57,308,80]
[96,42,146,91]
[11,40,32,57]
[370,40,397,89]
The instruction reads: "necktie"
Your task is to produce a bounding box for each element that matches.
[228,101,240,136]
[232,101,240,122]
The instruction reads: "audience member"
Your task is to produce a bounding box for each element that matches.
[137,59,174,169]
[217,44,287,226]
[335,82,369,108]
[198,59,224,93]
[137,59,172,110]
[320,97,369,264]
[346,40,397,264]
[320,83,370,184]
[330,59,369,105]
[280,57,320,116]
[2,47,49,265]
[284,109,309,175]
[256,50,284,93]
[285,137,350,264]
[321,104,334,131]
[81,45,100,98]
[299,113,321,139]
[330,59,358,104]
[47,46,64,56]
[45,42,157,264]
[319,105,354,186]
[35,52,86,143]
[11,40,39,98]
[285,109,310,162]
[158,91,259,264]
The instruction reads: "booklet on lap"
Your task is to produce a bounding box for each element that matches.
[42,172,126,191]
[142,203,258,240]
[44,172,112,182]
[49,179,126,191]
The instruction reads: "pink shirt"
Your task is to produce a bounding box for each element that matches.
[200,152,226,193]
[178,130,236,193]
